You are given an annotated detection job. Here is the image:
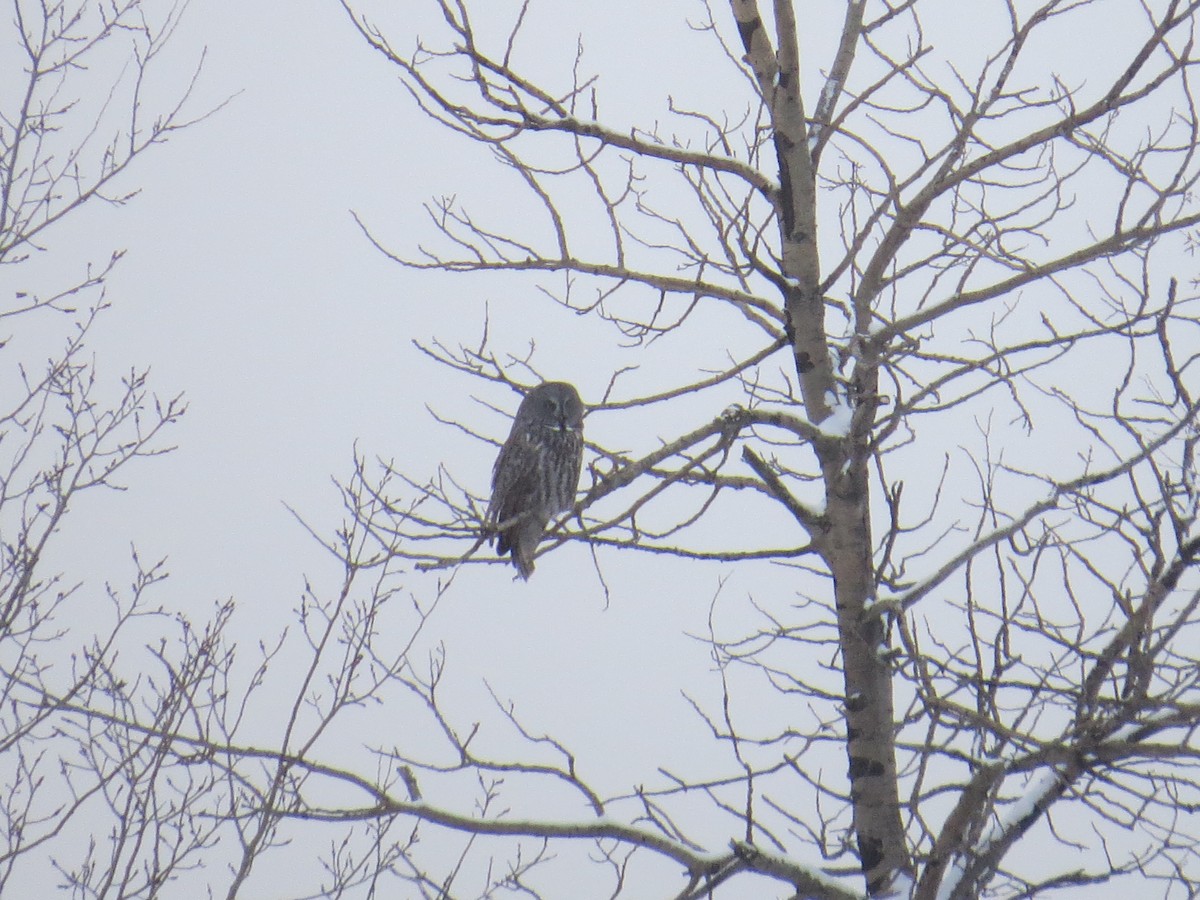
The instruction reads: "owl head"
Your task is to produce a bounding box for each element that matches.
[516,381,584,434]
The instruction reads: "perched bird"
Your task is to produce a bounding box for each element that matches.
[488,381,585,579]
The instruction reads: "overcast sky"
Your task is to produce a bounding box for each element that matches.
[5,0,1190,896]
[13,3,758,891]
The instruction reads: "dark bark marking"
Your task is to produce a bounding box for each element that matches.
[848,755,886,779]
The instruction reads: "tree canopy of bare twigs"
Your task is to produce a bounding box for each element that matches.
[0,0,206,895]
[326,1,1200,896]
[5,1,1200,898]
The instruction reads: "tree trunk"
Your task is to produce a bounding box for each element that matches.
[732,0,911,889]
[820,432,910,895]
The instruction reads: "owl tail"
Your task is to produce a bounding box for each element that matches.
[512,544,536,580]
[497,515,544,580]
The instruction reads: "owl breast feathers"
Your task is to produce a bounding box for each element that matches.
[488,382,585,580]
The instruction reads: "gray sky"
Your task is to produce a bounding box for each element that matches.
[17,4,756,892]
[6,0,1193,896]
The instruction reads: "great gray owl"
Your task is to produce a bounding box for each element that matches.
[488,381,585,579]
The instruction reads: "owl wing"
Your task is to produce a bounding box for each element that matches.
[489,429,539,540]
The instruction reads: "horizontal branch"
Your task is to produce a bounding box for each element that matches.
[36,690,861,897]
[353,214,788,326]
[881,405,1200,613]
[881,213,1200,339]
[521,112,779,199]
[579,403,824,509]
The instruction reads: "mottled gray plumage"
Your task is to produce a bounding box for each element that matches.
[488,382,585,579]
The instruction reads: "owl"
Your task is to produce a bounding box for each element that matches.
[488,381,585,579]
